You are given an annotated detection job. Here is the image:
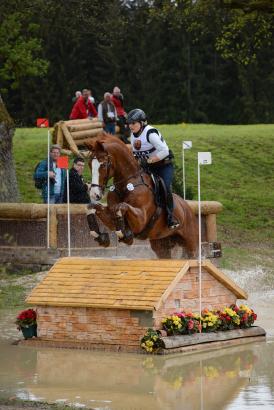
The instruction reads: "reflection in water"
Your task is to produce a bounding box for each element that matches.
[1,340,274,410]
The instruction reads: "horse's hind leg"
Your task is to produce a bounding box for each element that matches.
[149,238,172,259]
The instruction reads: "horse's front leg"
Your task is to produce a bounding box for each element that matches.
[86,202,115,247]
[113,202,147,244]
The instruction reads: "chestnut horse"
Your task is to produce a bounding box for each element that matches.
[85,133,198,258]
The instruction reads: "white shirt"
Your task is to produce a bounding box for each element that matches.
[131,125,169,160]
[53,163,62,194]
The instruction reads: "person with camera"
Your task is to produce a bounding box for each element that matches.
[34,145,66,203]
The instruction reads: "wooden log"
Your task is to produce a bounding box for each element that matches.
[61,123,80,156]
[74,138,100,146]
[161,326,266,349]
[0,203,47,219]
[0,201,223,219]
[70,128,103,140]
[61,148,72,157]
[187,200,223,215]
[68,122,102,132]
[65,118,98,126]
[206,214,217,242]
[49,206,58,249]
[56,122,64,148]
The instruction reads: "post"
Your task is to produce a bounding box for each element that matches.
[182,141,192,200]
[197,152,212,327]
[198,160,202,322]
[47,130,50,248]
[67,169,71,256]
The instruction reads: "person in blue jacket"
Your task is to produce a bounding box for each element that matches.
[35,145,66,203]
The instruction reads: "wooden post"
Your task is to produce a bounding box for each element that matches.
[61,123,80,156]
[205,214,217,242]
[49,205,58,249]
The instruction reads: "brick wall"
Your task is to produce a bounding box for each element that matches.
[37,306,151,347]
[153,267,237,327]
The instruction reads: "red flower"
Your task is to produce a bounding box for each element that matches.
[188,320,194,330]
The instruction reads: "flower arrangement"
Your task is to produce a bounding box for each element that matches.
[230,304,257,328]
[15,309,37,329]
[216,307,241,331]
[199,309,220,332]
[140,304,257,353]
[140,328,164,353]
[162,312,200,335]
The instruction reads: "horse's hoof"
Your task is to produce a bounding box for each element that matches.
[95,233,110,247]
[119,230,134,245]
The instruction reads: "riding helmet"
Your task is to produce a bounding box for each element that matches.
[127,109,147,124]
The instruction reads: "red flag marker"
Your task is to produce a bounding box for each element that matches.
[57,156,69,169]
[37,118,49,128]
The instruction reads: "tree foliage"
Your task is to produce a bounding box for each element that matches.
[2,0,274,125]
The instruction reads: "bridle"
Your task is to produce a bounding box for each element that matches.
[89,154,112,194]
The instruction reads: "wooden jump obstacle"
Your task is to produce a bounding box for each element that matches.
[24,257,265,353]
[52,118,119,157]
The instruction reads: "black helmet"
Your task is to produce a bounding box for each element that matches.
[127,109,146,124]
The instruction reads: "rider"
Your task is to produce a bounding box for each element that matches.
[127,108,179,230]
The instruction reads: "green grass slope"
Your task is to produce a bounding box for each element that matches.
[13,124,274,246]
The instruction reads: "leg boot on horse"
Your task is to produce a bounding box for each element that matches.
[86,205,110,247]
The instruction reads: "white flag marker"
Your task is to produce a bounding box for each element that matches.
[182,140,192,200]
[197,152,212,328]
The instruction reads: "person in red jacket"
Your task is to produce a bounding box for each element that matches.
[70,89,97,120]
[111,86,129,143]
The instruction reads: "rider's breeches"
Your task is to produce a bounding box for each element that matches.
[151,163,174,214]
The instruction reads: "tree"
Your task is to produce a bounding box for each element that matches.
[0,1,48,201]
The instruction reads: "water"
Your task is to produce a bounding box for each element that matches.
[0,282,274,409]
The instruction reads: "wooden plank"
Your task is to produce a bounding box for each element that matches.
[26,293,159,302]
[49,264,181,275]
[154,262,190,310]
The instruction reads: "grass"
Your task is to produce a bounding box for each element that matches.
[13,124,274,249]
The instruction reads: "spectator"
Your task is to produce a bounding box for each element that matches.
[34,145,66,204]
[70,88,97,120]
[72,90,82,103]
[87,89,95,105]
[98,92,117,134]
[63,157,90,204]
[111,86,129,143]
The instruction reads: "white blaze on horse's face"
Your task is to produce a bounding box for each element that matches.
[90,158,102,201]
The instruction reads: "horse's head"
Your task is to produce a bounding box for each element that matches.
[85,138,112,202]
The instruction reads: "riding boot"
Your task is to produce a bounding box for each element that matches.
[166,191,179,229]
